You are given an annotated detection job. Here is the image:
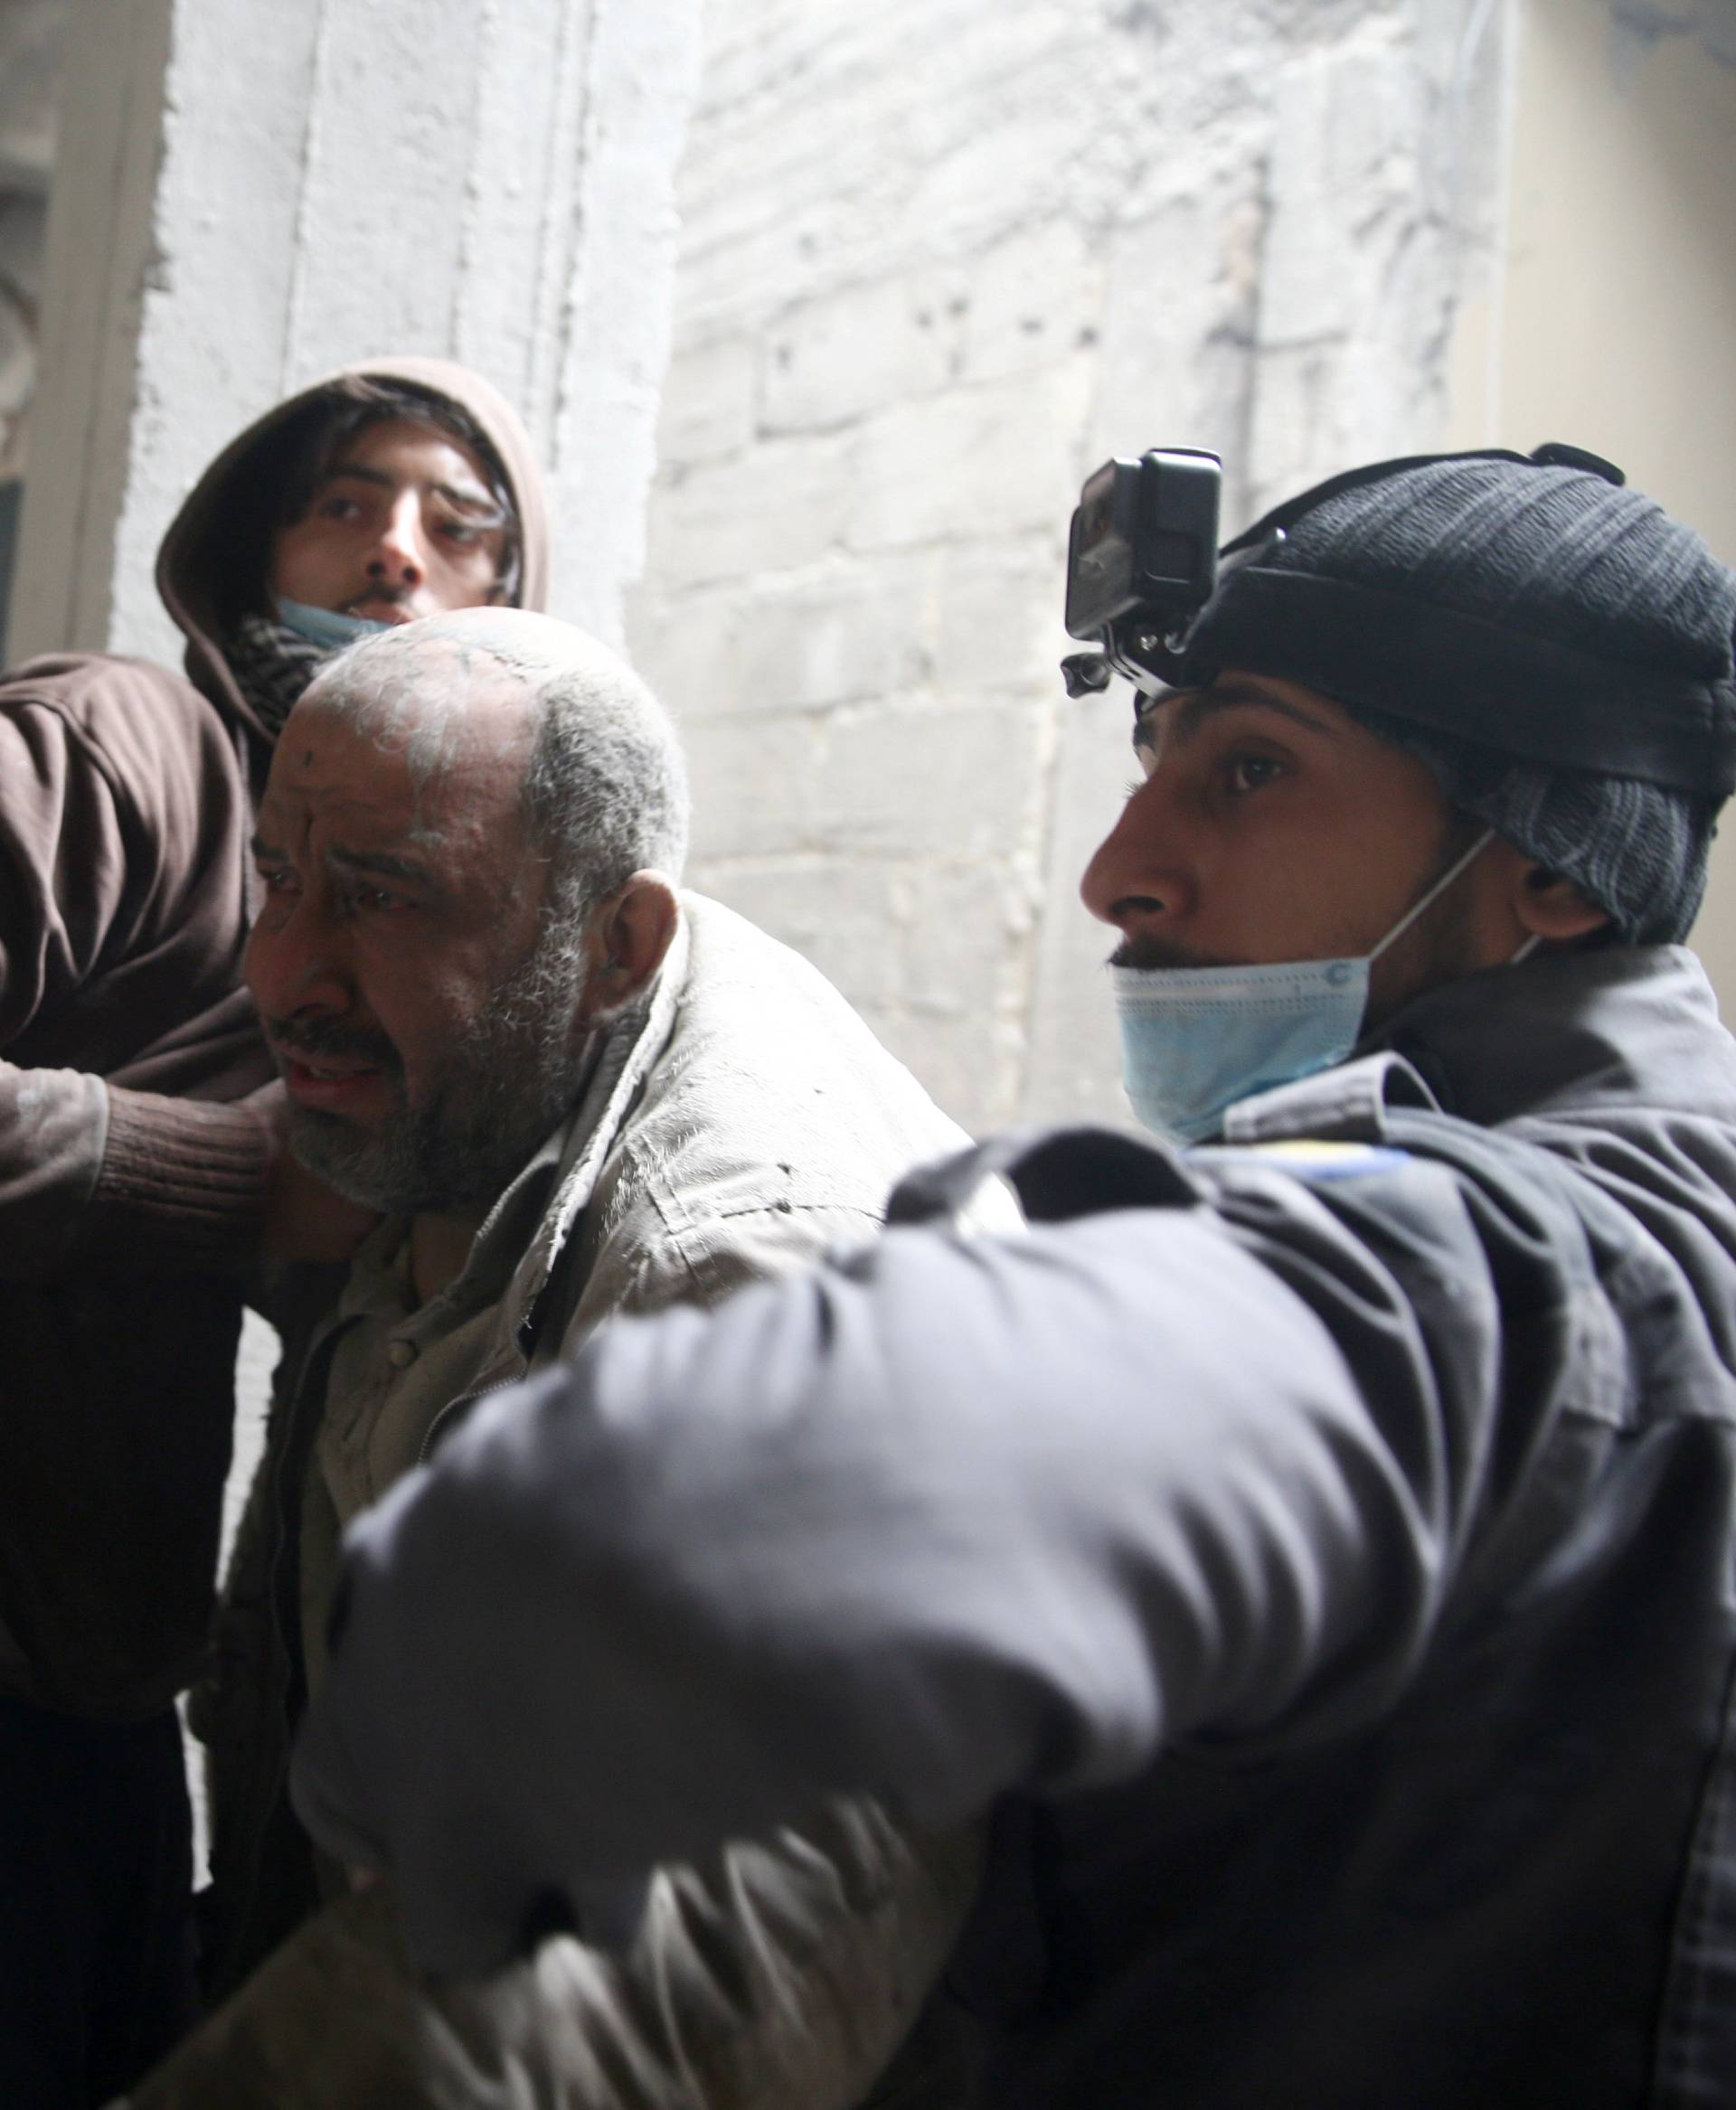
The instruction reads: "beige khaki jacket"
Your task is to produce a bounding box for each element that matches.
[141,894,981,2109]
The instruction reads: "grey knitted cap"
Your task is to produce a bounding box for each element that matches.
[1167,450,1736,943]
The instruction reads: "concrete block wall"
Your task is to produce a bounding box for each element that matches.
[633,0,1513,1134]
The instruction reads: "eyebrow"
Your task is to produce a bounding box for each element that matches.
[1134,680,1344,754]
[328,847,441,890]
[318,460,503,523]
[250,834,441,891]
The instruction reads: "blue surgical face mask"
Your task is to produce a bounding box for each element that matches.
[274,596,395,652]
[1110,829,1498,1144]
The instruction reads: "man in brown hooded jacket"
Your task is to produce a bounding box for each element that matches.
[0,355,544,2108]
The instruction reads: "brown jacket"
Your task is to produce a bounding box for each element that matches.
[0,358,545,1717]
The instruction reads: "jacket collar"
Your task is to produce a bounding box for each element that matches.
[1371,943,1736,1131]
[458,906,693,1354]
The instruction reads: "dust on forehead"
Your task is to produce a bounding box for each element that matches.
[299,633,533,796]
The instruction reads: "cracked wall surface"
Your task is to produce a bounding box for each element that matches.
[632,0,1514,1131]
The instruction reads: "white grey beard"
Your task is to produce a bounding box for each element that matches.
[288,938,592,1218]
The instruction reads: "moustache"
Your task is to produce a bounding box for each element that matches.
[1109,937,1239,972]
[268,1016,402,1073]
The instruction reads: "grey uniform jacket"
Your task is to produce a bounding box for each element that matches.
[156,894,979,2108]
[297,943,1736,2107]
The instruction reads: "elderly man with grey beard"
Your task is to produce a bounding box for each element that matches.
[133,607,980,2108]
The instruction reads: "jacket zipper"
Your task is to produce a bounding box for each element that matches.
[418,1368,528,1465]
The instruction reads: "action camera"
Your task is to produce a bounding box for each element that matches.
[1061,448,1222,696]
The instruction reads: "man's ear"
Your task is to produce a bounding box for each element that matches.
[577,872,679,1025]
[1511,857,1611,945]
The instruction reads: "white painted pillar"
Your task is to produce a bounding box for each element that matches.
[11,0,702,667]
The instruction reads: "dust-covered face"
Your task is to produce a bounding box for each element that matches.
[244,666,593,1214]
[270,418,508,627]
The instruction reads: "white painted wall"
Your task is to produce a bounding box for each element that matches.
[632,0,1514,1132]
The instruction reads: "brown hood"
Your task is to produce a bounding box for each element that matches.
[155,354,550,751]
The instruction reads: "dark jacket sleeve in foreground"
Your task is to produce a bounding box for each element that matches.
[292,1134,1568,1981]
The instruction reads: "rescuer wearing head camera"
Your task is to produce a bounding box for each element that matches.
[288,444,1736,2108]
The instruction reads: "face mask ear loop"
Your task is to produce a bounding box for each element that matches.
[1510,933,1543,965]
[1367,827,1497,966]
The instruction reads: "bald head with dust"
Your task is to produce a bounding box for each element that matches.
[302,608,690,923]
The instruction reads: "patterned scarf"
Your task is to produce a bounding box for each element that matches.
[224,614,332,739]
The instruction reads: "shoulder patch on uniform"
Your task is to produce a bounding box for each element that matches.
[1236,1139,1411,1182]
